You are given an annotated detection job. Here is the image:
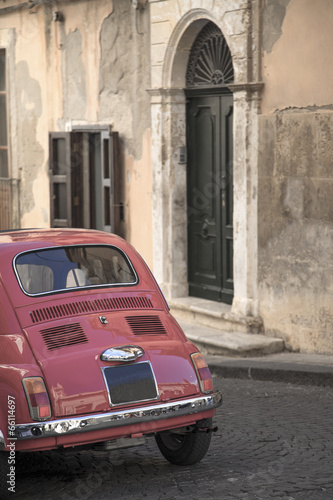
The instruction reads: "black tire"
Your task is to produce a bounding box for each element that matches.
[155,418,212,465]
[0,452,9,498]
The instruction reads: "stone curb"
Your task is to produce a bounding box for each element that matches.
[207,356,333,387]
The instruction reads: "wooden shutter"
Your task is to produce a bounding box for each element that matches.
[49,128,121,232]
[112,131,124,236]
[93,129,119,233]
[49,132,72,228]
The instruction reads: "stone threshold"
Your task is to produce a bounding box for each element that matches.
[169,296,263,334]
[169,297,285,357]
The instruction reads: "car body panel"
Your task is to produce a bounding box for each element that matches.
[20,311,200,417]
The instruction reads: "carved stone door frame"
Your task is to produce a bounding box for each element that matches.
[149,10,263,320]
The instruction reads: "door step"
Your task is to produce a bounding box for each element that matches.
[169,296,263,334]
[178,320,284,357]
[169,297,285,357]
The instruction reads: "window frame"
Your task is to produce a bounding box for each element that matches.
[13,243,139,297]
[0,47,9,178]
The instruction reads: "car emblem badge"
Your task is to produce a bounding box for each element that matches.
[99,315,108,324]
[100,345,145,362]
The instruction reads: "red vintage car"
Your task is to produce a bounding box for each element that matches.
[0,229,221,494]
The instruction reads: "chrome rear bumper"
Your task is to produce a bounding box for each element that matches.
[14,391,222,441]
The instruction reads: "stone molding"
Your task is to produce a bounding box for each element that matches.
[147,87,186,104]
[228,82,264,93]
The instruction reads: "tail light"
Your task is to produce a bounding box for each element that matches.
[191,352,213,394]
[22,377,52,421]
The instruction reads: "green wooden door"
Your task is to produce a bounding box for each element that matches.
[187,93,233,303]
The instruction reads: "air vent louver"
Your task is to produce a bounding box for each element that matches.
[40,323,88,351]
[126,315,167,336]
[30,296,153,324]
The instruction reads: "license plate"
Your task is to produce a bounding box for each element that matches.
[102,362,158,406]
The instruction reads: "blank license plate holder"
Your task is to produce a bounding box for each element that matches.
[102,362,158,406]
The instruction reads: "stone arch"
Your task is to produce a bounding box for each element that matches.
[162,11,240,90]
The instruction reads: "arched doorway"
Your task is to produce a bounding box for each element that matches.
[185,22,234,304]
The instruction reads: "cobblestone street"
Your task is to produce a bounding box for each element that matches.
[10,377,333,500]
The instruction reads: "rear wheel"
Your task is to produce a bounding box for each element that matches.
[155,418,213,465]
[0,452,9,497]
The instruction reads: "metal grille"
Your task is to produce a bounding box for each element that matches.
[40,323,88,350]
[126,315,167,336]
[30,295,154,324]
[186,22,234,88]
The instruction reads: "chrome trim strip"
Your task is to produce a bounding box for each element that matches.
[100,345,145,362]
[14,392,222,441]
[0,429,6,450]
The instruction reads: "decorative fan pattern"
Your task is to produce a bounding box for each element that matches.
[186,22,234,87]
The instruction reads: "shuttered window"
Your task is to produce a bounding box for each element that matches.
[49,128,121,233]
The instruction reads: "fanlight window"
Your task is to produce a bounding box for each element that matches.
[186,22,234,88]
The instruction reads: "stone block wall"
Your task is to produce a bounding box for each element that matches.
[258,112,333,353]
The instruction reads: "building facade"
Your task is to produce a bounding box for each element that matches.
[1,0,333,353]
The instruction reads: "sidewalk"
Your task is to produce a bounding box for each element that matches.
[206,352,333,387]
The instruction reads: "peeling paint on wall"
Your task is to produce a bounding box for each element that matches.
[61,29,87,120]
[262,0,290,53]
[98,0,150,159]
[261,0,333,113]
[16,60,44,215]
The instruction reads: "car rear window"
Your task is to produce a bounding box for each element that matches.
[14,245,138,296]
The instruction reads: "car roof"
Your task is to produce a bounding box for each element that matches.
[0,228,126,248]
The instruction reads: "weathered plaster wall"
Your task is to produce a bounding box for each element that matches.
[96,1,152,263]
[16,60,46,226]
[258,0,333,353]
[2,6,50,228]
[1,0,153,266]
[125,128,153,267]
[261,0,333,112]
[98,1,151,158]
